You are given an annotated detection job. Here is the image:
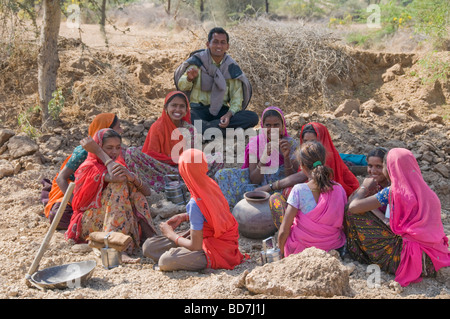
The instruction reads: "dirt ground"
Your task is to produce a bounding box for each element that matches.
[0,7,449,302]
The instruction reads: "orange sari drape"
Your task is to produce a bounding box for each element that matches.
[178,148,244,270]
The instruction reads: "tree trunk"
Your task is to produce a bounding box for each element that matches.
[265,0,269,14]
[37,0,61,124]
[200,0,205,21]
[166,0,171,15]
[100,0,107,31]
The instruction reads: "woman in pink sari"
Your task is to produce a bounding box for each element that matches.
[347,148,450,286]
[278,141,347,257]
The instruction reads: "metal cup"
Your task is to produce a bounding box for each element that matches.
[260,236,281,264]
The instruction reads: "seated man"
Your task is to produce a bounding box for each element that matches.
[174,27,259,139]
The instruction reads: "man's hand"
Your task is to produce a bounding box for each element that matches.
[186,67,199,82]
[219,111,232,128]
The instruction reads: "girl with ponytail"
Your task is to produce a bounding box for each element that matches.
[277,141,347,258]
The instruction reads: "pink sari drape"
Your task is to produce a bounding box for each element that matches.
[387,148,450,286]
[284,184,347,257]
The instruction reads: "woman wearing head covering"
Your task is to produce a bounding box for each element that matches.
[125,91,223,193]
[347,148,450,287]
[266,122,359,229]
[215,106,299,209]
[41,113,122,229]
[65,128,156,262]
[142,148,245,271]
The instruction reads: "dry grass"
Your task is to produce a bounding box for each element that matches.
[229,19,357,114]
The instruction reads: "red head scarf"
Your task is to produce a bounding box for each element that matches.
[300,122,359,197]
[44,113,116,218]
[178,148,244,269]
[65,128,126,243]
[386,148,450,286]
[142,91,191,166]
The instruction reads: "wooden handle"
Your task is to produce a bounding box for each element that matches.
[26,182,75,279]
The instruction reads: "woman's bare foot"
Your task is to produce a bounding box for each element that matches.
[121,252,141,264]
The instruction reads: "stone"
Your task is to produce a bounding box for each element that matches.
[434,163,449,178]
[7,135,39,159]
[360,99,384,114]
[0,160,15,179]
[334,99,360,117]
[0,129,15,147]
[42,136,64,152]
[406,123,426,134]
[151,199,186,219]
[387,63,404,75]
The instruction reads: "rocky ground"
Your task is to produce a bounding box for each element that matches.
[0,11,449,301]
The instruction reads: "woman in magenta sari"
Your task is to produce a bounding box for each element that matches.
[347,148,450,286]
[278,141,347,257]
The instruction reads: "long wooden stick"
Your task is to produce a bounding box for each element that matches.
[25,182,75,282]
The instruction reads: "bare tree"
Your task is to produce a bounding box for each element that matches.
[37,0,61,124]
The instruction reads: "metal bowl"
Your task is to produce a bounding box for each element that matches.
[30,260,96,290]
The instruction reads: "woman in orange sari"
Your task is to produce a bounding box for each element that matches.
[142,148,244,271]
[41,113,123,229]
[65,128,156,262]
[125,91,223,193]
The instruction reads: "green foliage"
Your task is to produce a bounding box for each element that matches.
[409,0,450,47]
[327,0,449,50]
[48,88,65,121]
[272,0,333,18]
[18,105,41,138]
[415,51,450,85]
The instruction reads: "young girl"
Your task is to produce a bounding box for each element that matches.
[277,141,347,257]
[142,148,245,271]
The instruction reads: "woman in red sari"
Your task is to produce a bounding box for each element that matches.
[142,148,245,271]
[65,128,156,262]
[42,113,122,229]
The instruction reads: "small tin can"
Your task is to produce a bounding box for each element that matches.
[101,232,122,269]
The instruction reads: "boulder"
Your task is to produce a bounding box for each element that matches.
[360,99,384,115]
[0,129,15,147]
[7,135,39,159]
[334,99,360,117]
[0,160,15,179]
[382,63,404,82]
[434,163,449,178]
[150,199,186,219]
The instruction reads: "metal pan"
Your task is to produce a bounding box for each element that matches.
[30,260,96,290]
[25,182,97,290]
